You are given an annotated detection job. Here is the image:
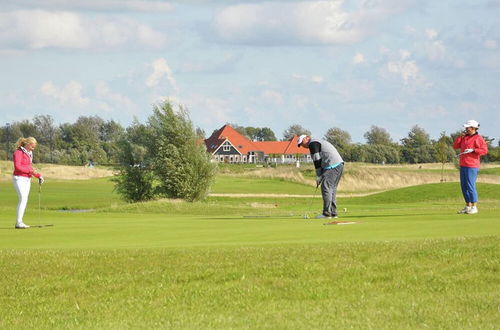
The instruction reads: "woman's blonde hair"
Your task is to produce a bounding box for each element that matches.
[16,137,38,148]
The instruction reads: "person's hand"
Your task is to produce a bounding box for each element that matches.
[316,177,322,187]
[38,176,44,185]
[464,148,474,154]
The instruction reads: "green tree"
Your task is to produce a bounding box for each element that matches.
[362,144,401,164]
[282,124,311,141]
[364,126,393,145]
[245,127,259,140]
[401,125,434,163]
[259,127,277,141]
[243,127,277,141]
[100,120,125,164]
[113,138,156,202]
[195,127,206,139]
[33,115,59,163]
[324,127,352,160]
[114,101,217,202]
[434,131,455,181]
[227,123,248,138]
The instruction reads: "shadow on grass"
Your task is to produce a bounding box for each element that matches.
[204,212,436,221]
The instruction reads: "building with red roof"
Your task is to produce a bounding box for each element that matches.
[204,125,310,163]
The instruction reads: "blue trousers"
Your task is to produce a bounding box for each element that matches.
[460,167,479,203]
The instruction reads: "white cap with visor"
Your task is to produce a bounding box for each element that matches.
[297,134,308,146]
[463,119,479,129]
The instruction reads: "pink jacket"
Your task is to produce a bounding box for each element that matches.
[453,134,488,168]
[12,148,41,178]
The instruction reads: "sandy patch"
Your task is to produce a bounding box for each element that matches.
[0,161,114,181]
[250,202,279,208]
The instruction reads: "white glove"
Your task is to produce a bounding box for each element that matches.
[463,148,474,154]
[39,176,44,184]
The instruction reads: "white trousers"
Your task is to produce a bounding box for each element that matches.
[13,176,31,225]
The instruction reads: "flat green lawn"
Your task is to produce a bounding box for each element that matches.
[0,200,499,249]
[0,176,499,328]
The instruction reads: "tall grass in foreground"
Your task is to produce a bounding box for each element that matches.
[1,237,498,329]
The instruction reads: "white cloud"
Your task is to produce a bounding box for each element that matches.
[95,81,137,114]
[213,0,416,45]
[291,95,309,108]
[480,53,500,68]
[3,0,175,12]
[185,94,234,127]
[404,25,417,35]
[352,52,365,64]
[40,81,89,106]
[425,28,438,40]
[410,104,449,120]
[399,49,411,60]
[483,39,497,49]
[383,49,431,86]
[146,58,179,94]
[0,10,166,51]
[387,60,418,84]
[426,40,446,62]
[292,74,325,84]
[311,75,324,84]
[262,89,284,105]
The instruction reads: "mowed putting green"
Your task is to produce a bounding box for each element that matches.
[0,176,499,328]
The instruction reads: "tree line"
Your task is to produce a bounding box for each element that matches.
[0,115,498,165]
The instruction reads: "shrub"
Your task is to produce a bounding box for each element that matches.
[114,101,216,202]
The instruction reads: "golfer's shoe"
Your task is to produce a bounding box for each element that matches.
[457,206,471,214]
[315,214,338,219]
[15,223,30,229]
[467,206,478,214]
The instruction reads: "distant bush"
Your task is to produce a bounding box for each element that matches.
[114,101,217,202]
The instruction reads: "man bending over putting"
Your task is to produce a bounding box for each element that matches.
[298,135,344,219]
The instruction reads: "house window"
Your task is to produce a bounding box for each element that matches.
[223,145,230,152]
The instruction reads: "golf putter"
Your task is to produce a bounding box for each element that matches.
[32,181,54,228]
[303,176,323,219]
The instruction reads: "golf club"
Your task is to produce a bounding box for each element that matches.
[33,180,54,228]
[303,177,322,219]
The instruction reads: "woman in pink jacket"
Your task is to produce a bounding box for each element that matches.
[12,137,43,229]
[453,120,488,214]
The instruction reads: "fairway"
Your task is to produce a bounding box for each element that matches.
[1,173,499,328]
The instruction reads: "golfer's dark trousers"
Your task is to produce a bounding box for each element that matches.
[321,163,344,217]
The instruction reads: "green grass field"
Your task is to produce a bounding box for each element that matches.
[0,169,499,328]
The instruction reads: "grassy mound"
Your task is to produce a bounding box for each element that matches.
[349,182,500,204]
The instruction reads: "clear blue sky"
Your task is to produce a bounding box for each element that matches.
[1,0,499,143]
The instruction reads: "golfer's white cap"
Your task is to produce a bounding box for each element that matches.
[463,119,480,128]
[297,134,307,146]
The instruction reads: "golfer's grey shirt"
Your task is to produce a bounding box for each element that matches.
[309,138,344,177]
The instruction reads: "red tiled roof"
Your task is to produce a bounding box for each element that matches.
[283,135,308,154]
[205,125,309,155]
[205,125,257,155]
